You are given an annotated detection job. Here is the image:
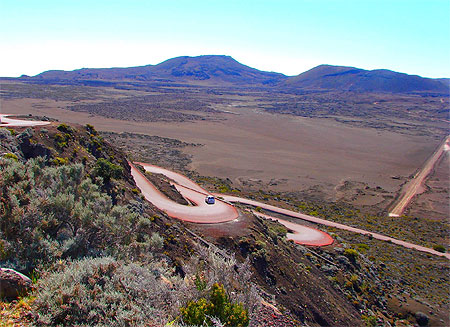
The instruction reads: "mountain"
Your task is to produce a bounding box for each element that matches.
[436,78,449,87]
[13,56,449,94]
[149,55,287,85]
[30,55,287,86]
[283,64,449,94]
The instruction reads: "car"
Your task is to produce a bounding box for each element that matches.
[205,195,215,205]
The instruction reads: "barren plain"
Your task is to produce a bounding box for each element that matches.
[1,81,444,212]
[407,149,449,220]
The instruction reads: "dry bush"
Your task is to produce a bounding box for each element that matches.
[182,245,261,319]
[34,257,183,326]
[0,158,157,271]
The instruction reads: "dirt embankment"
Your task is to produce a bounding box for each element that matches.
[140,170,189,205]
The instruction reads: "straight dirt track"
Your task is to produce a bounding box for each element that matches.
[389,135,450,217]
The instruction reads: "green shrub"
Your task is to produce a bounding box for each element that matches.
[85,124,98,136]
[180,283,249,327]
[3,153,18,161]
[85,128,104,156]
[433,244,446,253]
[356,243,369,252]
[362,315,377,327]
[194,273,208,292]
[344,248,359,262]
[93,158,123,183]
[56,123,74,135]
[268,224,288,238]
[52,156,68,165]
[54,132,70,149]
[218,185,231,193]
[149,232,164,250]
[181,297,210,325]
[0,158,154,270]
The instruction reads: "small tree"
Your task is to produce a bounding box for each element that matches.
[344,248,359,263]
[93,158,123,183]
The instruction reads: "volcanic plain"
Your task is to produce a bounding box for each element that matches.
[1,81,445,211]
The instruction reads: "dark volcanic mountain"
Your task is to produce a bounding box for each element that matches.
[151,55,286,85]
[283,64,448,94]
[31,55,287,86]
[13,56,448,94]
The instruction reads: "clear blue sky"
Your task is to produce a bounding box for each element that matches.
[1,0,449,78]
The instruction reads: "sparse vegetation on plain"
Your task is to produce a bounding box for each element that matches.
[101,130,200,171]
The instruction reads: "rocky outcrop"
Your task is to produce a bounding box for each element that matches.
[0,268,33,300]
[17,129,52,160]
[415,312,429,326]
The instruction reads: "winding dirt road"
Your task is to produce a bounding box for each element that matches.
[252,211,334,246]
[389,135,450,217]
[130,163,238,223]
[132,162,334,246]
[133,163,449,257]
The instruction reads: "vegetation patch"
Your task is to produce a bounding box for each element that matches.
[181,283,249,326]
[33,257,177,326]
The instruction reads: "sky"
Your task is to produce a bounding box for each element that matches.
[1,0,449,78]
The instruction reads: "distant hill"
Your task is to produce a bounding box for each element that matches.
[149,55,287,85]
[10,56,449,94]
[283,65,448,94]
[30,55,287,86]
[436,78,449,88]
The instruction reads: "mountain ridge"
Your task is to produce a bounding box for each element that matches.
[283,64,449,93]
[12,55,449,94]
[31,55,287,86]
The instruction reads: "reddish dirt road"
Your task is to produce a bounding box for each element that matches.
[133,163,449,257]
[219,194,450,258]
[252,211,334,246]
[389,135,450,217]
[0,114,50,127]
[134,162,207,193]
[134,162,334,246]
[130,163,238,223]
